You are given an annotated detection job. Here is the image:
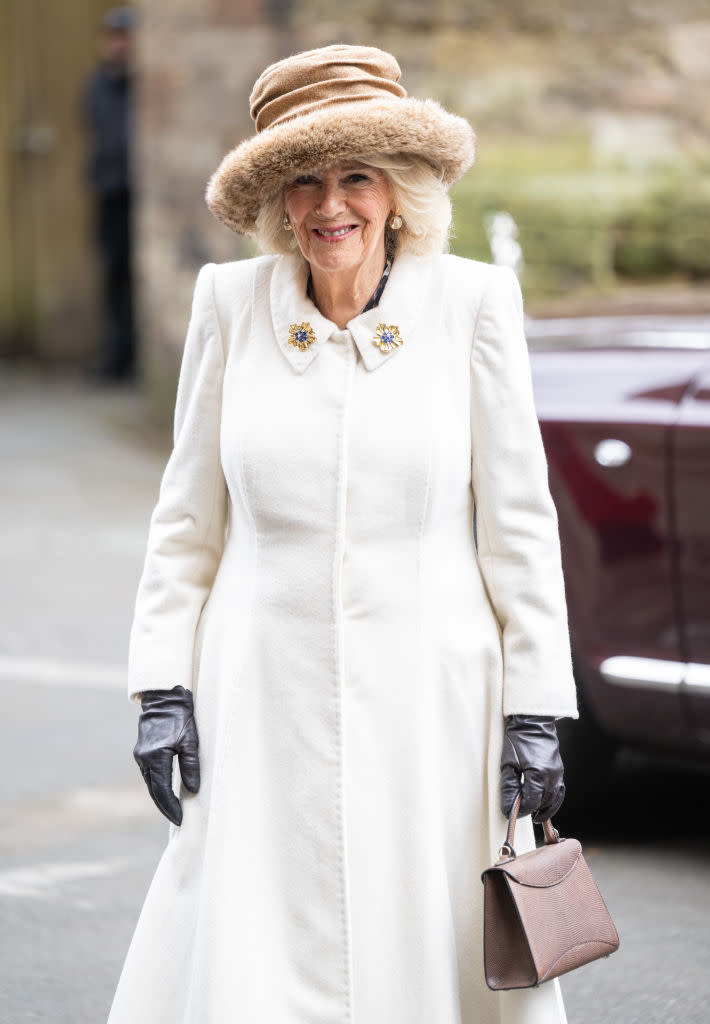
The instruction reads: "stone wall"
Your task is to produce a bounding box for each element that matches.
[135,0,710,420]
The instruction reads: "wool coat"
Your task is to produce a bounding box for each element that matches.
[108,250,579,1024]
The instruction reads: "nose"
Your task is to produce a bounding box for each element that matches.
[315,180,347,218]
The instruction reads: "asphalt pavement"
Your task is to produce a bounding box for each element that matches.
[1,365,708,1023]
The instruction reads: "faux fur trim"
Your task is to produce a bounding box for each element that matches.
[205,97,476,237]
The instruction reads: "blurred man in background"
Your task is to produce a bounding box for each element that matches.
[82,6,137,382]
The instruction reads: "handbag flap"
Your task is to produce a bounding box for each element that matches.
[496,838,582,887]
[503,843,620,984]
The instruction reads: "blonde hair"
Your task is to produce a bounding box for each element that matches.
[253,153,452,260]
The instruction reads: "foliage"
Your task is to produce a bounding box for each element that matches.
[449,144,710,299]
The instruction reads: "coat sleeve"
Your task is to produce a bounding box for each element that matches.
[127,263,228,702]
[470,264,578,719]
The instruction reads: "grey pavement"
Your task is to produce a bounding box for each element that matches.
[0,365,708,1023]
[0,367,169,1024]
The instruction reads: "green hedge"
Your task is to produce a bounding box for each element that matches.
[450,169,710,298]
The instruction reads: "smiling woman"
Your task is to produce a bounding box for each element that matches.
[281,162,393,326]
[108,43,578,1024]
[256,152,453,261]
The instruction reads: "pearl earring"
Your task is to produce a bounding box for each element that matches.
[283,215,292,231]
[389,213,403,230]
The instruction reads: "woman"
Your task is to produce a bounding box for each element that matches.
[108,44,578,1024]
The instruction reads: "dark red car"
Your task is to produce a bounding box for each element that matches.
[527,315,710,802]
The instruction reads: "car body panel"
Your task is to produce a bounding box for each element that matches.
[673,358,710,742]
[528,322,710,759]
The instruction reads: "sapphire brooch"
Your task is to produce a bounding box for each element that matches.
[373,323,403,353]
[288,322,316,350]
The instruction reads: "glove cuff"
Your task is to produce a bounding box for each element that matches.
[505,714,556,726]
[140,684,194,712]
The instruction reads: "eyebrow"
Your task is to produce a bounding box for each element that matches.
[288,162,374,182]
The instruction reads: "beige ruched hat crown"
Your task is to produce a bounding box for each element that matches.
[205,44,477,237]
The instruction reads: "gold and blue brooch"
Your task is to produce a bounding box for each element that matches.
[373,323,403,353]
[288,322,316,350]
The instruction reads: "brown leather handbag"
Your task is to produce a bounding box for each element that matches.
[481,795,620,989]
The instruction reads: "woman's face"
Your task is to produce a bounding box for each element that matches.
[282,162,393,278]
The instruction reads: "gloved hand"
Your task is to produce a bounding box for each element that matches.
[133,685,200,826]
[500,714,565,823]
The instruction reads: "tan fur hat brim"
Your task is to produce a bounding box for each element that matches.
[205,97,476,237]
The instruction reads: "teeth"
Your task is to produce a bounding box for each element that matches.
[317,226,354,237]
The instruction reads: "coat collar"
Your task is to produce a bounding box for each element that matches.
[269,251,434,374]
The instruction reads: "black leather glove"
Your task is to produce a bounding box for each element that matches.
[133,685,200,826]
[500,714,565,823]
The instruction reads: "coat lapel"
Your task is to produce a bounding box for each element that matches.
[270,252,435,374]
[347,252,433,371]
[270,254,337,374]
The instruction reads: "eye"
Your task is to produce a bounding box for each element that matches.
[346,173,370,184]
[292,174,317,186]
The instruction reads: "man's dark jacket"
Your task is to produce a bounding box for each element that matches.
[83,62,132,195]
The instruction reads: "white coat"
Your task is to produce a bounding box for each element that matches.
[108,250,579,1024]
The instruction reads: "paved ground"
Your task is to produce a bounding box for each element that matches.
[1,365,708,1023]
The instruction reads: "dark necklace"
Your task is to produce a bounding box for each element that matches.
[307,256,393,316]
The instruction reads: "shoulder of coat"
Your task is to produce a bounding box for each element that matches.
[438,252,498,286]
[207,255,276,306]
[434,254,501,325]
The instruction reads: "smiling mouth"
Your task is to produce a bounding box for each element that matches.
[313,225,358,239]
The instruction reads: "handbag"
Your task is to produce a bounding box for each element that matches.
[481,794,619,990]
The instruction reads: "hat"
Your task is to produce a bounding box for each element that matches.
[205,44,476,237]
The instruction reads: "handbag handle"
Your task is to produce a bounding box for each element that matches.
[499,793,561,859]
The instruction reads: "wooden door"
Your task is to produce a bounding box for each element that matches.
[0,0,111,359]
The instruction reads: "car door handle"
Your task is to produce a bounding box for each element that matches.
[594,439,632,468]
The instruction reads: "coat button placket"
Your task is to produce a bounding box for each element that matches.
[331,329,356,1021]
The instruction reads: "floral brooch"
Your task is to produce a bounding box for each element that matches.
[288,322,316,350]
[373,323,403,353]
